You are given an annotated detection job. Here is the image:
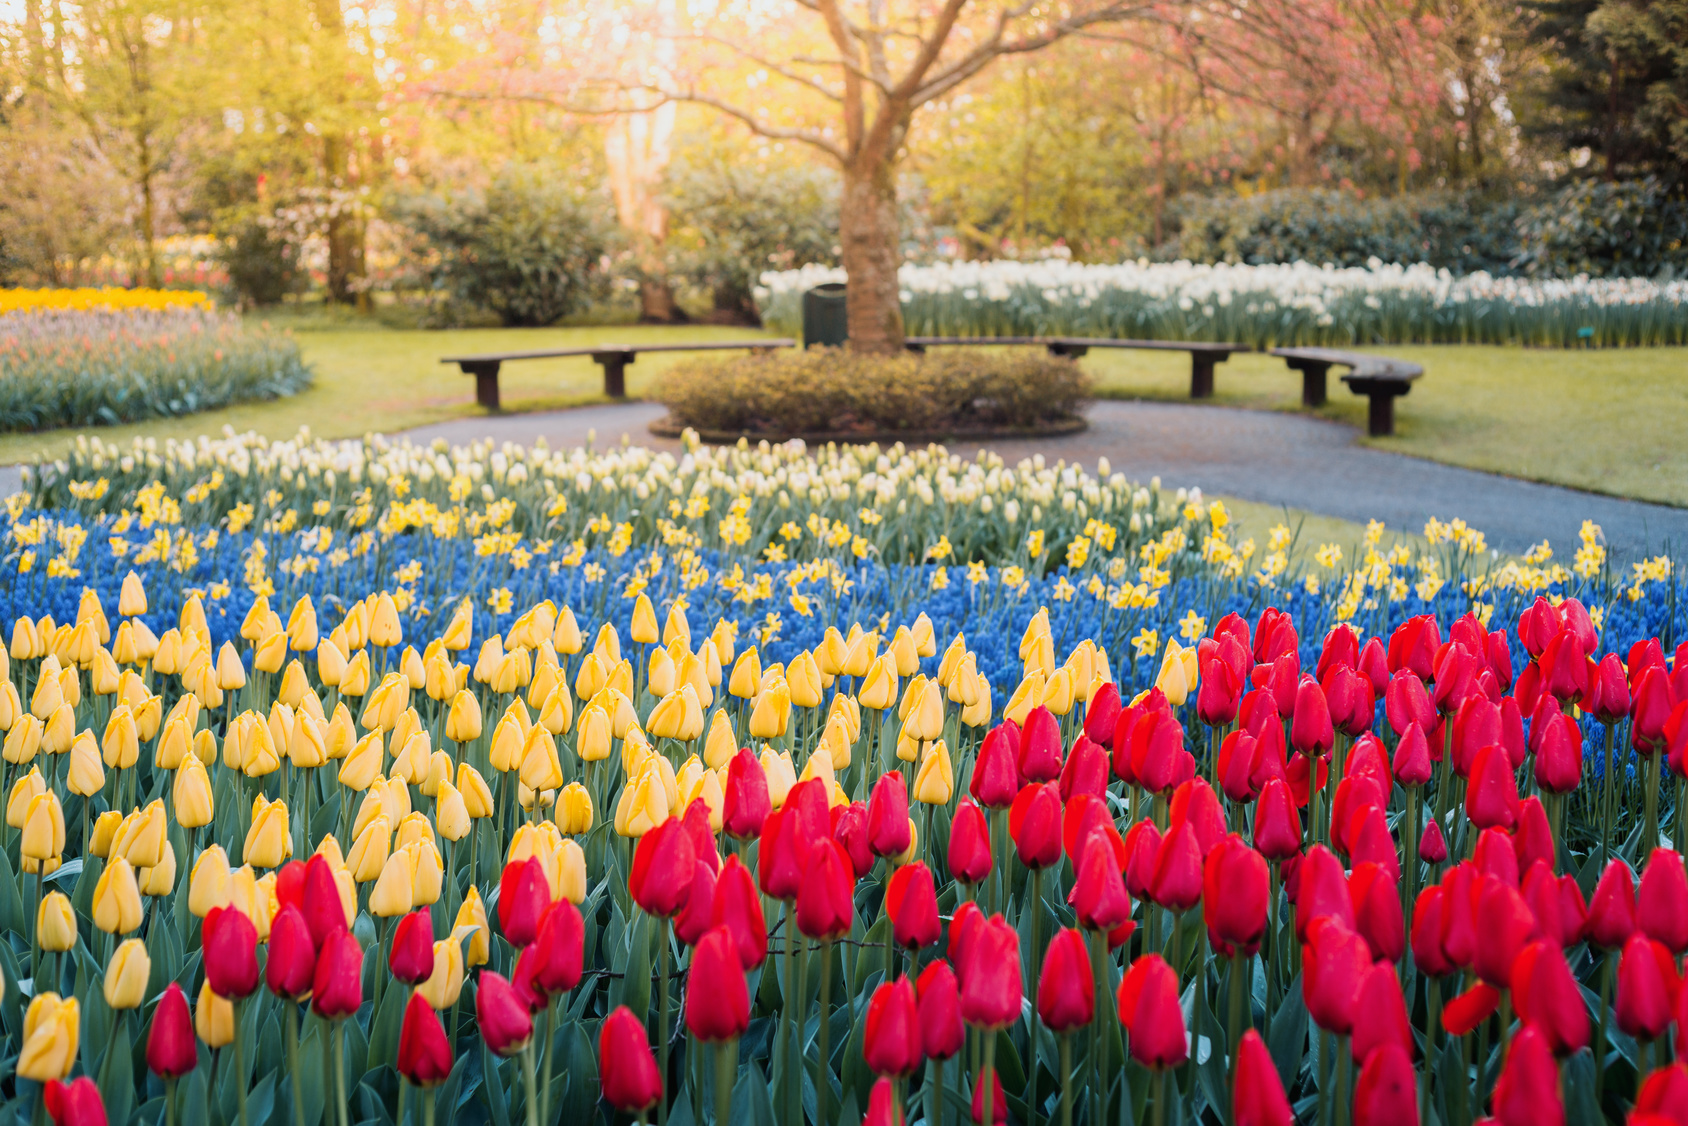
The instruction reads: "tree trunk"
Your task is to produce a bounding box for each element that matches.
[138,131,160,289]
[639,279,687,323]
[840,161,905,354]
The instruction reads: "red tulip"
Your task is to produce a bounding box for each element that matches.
[1441,982,1500,1036]
[1385,670,1435,738]
[1472,827,1519,887]
[533,899,586,995]
[1491,1024,1564,1126]
[864,1078,896,1126]
[1085,682,1123,745]
[1118,954,1187,1069]
[1352,1043,1418,1126]
[1289,677,1334,756]
[948,799,992,886]
[1324,664,1374,737]
[1129,706,1186,795]
[145,981,197,1079]
[1635,1062,1688,1125]
[1349,961,1412,1064]
[203,905,259,1000]
[301,853,347,949]
[1257,651,1301,717]
[1633,667,1678,753]
[970,1069,1007,1126]
[886,861,941,950]
[44,1078,107,1126]
[916,960,965,1060]
[674,858,720,947]
[499,856,553,944]
[1252,779,1302,860]
[1019,706,1064,782]
[1204,833,1268,957]
[1431,642,1478,715]
[796,838,855,940]
[1540,628,1589,704]
[831,801,875,879]
[397,992,453,1087]
[1618,933,1680,1042]
[1070,827,1134,933]
[1303,916,1369,1035]
[1473,875,1539,988]
[1640,848,1688,954]
[1349,862,1404,964]
[1587,653,1632,722]
[1008,782,1062,870]
[1217,730,1260,802]
[1037,928,1095,1032]
[959,915,1021,1030]
[1560,597,1598,653]
[685,926,751,1042]
[312,928,364,1019]
[1410,886,1454,978]
[970,723,1022,809]
[598,1006,661,1111]
[273,859,306,912]
[1293,845,1354,943]
[1388,615,1439,681]
[1588,859,1637,950]
[1233,1029,1293,1126]
[1510,940,1588,1056]
[1419,818,1447,864]
[1197,653,1241,727]
[1465,744,1520,831]
[1518,597,1561,657]
[1169,777,1226,857]
[948,901,984,980]
[1148,822,1203,913]
[1357,636,1389,694]
[1438,863,1479,969]
[1317,625,1359,679]
[389,910,436,986]
[1533,711,1582,793]
[631,819,697,919]
[863,977,923,1077]
[1061,794,1117,867]
[702,856,765,970]
[867,771,912,858]
[757,804,807,900]
[723,748,771,839]
[1123,819,1162,900]
[682,798,720,873]
[1253,607,1295,665]
[1058,734,1109,801]
[265,904,316,1000]
[1453,697,1501,777]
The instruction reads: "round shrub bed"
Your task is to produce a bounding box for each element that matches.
[650,347,1090,440]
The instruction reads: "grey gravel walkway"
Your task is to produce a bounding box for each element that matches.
[398,399,1688,559]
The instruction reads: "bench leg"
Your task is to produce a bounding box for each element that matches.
[465,362,501,410]
[597,356,630,398]
[1190,356,1215,398]
[1302,363,1329,407]
[1367,394,1396,437]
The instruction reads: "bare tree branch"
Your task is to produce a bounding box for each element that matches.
[656,84,849,161]
[684,32,846,100]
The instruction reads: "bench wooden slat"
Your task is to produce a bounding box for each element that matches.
[442,338,796,408]
[902,334,1248,398]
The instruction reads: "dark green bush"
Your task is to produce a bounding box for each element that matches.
[392,163,618,326]
[665,158,839,323]
[654,349,1090,435]
[1515,176,1688,277]
[1160,189,1524,274]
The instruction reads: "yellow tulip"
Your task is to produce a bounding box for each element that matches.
[89,647,120,696]
[242,717,281,778]
[785,650,824,709]
[702,709,737,770]
[887,626,920,676]
[287,595,318,652]
[174,752,214,830]
[131,694,163,742]
[93,856,143,934]
[417,936,466,1009]
[21,790,64,861]
[760,748,797,808]
[647,646,677,700]
[1064,640,1095,698]
[698,639,724,688]
[396,811,435,852]
[9,616,40,660]
[0,679,19,731]
[894,820,919,866]
[1043,666,1076,717]
[379,774,413,822]
[226,864,260,928]
[104,938,151,1009]
[391,731,431,787]
[289,712,328,769]
[799,748,836,789]
[748,680,791,739]
[818,714,853,770]
[906,678,945,741]
[418,748,451,799]
[6,765,44,826]
[339,649,371,696]
[122,799,168,869]
[456,763,495,819]
[947,653,980,704]
[340,732,384,790]
[410,840,444,906]
[914,740,955,804]
[556,839,587,903]
[369,591,402,648]
[89,809,122,859]
[520,726,565,792]
[842,630,878,678]
[472,636,504,686]
[243,796,291,868]
[3,713,41,765]
[441,599,474,650]
[859,655,899,711]
[188,845,232,916]
[493,650,531,695]
[813,627,846,676]
[1155,644,1190,708]
[538,683,573,736]
[118,570,148,616]
[445,689,483,744]
[36,890,76,951]
[962,672,993,728]
[555,782,593,834]
[708,618,737,665]
[576,703,612,763]
[487,714,523,774]
[370,848,416,916]
[18,994,79,1081]
[647,685,705,742]
[273,659,309,709]
[828,692,862,741]
[140,841,177,897]
[29,665,62,720]
[613,769,669,837]
[434,779,471,841]
[39,702,73,756]
[455,888,491,967]
[316,833,346,870]
[728,648,761,700]
[196,980,234,1048]
[1003,671,1045,726]
[111,621,142,665]
[347,815,392,882]
[570,650,604,701]
[154,714,191,771]
[628,593,659,645]
[313,637,347,688]
[252,629,287,674]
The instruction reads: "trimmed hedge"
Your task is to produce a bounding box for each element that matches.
[653,349,1090,435]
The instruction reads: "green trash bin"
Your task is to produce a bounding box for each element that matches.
[802,283,848,349]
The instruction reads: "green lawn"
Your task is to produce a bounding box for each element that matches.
[1082,343,1688,507]
[2,318,1682,509]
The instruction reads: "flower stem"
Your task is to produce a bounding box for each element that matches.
[234,998,251,1126]
[981,1032,997,1126]
[522,1039,540,1126]
[714,1037,738,1126]
[659,915,672,1126]
[1059,1032,1073,1126]
[287,1002,306,1126]
[817,940,834,1126]
[334,1018,350,1126]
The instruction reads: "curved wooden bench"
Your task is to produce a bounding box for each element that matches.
[441,339,795,409]
[1269,347,1424,436]
[905,336,1250,398]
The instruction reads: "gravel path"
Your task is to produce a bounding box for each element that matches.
[397,399,1688,558]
